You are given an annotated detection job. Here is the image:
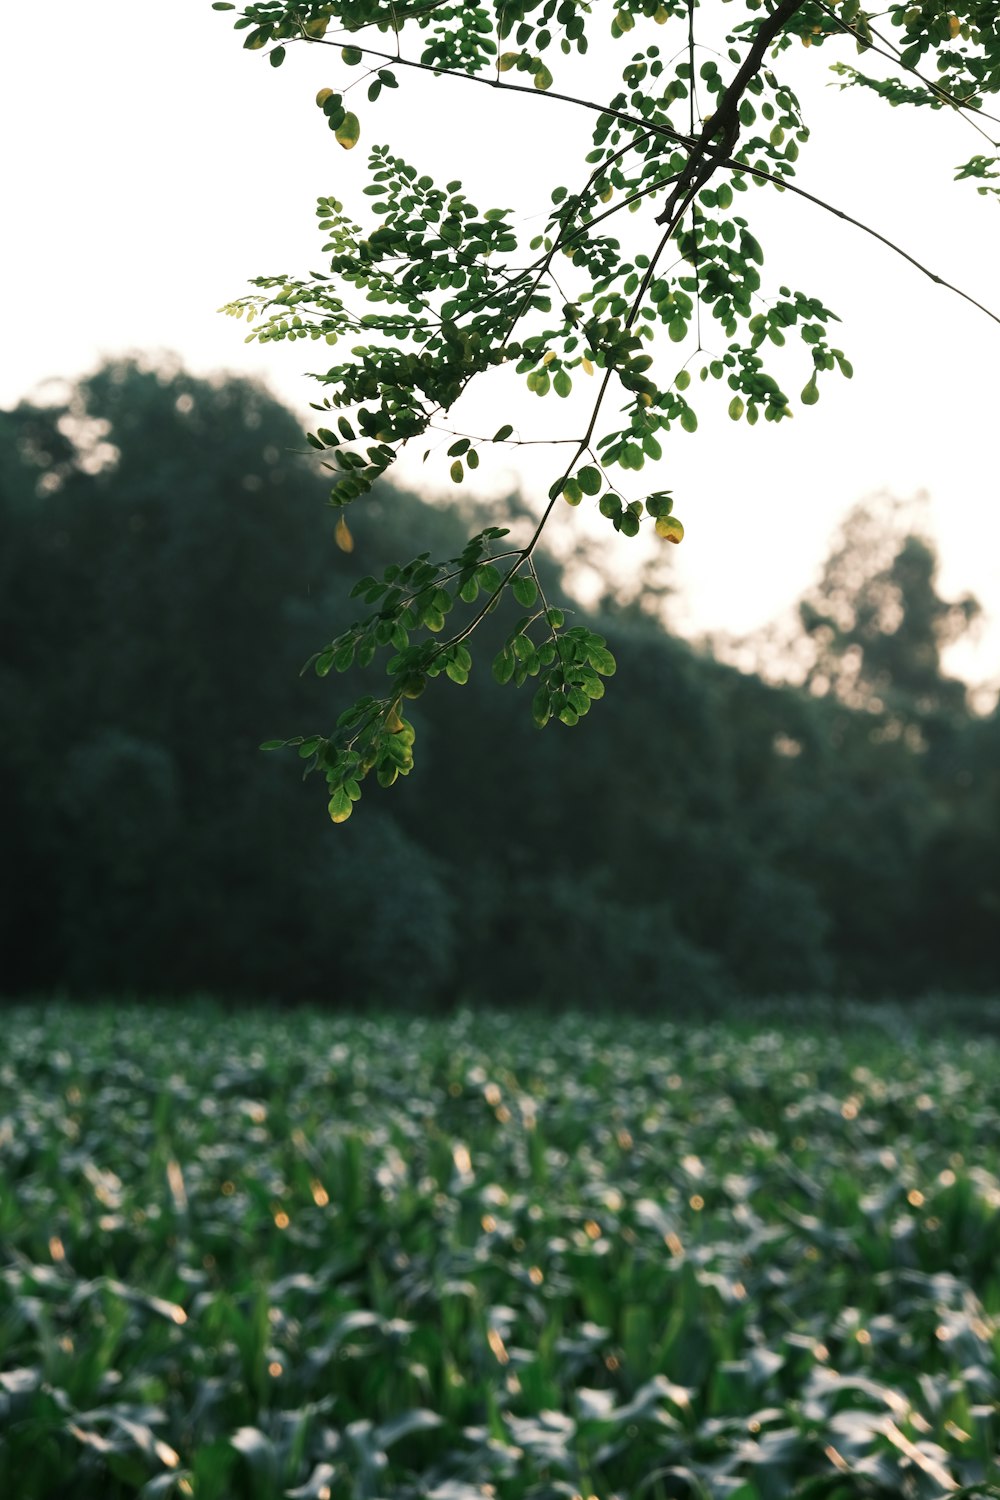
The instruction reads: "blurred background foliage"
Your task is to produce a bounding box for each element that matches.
[2,357,997,1007]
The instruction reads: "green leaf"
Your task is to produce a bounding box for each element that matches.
[493,423,514,442]
[492,648,515,685]
[342,45,363,65]
[587,642,616,675]
[728,396,745,420]
[577,466,602,495]
[645,492,673,518]
[534,63,554,90]
[801,375,819,406]
[511,575,538,608]
[269,45,286,66]
[450,460,464,483]
[531,684,551,727]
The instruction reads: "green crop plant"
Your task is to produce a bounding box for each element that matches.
[2,1002,1000,1496]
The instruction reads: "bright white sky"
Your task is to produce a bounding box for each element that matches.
[4,0,998,687]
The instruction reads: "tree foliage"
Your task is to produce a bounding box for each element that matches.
[214,0,1000,818]
[2,362,996,1002]
[799,496,981,732]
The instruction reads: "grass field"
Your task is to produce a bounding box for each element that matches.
[1,1002,999,1499]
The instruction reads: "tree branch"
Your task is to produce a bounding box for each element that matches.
[655,0,809,226]
[730,156,1000,327]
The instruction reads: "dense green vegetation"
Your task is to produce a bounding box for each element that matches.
[2,1002,1000,1498]
[214,0,1000,812]
[1,358,996,1004]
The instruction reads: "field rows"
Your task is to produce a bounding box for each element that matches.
[1,1004,999,1498]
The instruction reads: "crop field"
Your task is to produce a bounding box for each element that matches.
[2,1004,999,1500]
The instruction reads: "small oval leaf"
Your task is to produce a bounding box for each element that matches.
[336,112,361,150]
[655,515,685,543]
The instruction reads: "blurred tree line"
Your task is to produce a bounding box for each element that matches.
[2,359,997,1008]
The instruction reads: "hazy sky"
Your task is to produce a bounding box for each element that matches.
[5,1,998,686]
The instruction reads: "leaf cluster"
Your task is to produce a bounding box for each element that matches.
[216,0,1000,816]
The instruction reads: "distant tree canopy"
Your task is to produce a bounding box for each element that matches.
[214,0,1000,819]
[2,360,996,1004]
[799,497,982,733]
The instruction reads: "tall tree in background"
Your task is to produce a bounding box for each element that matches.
[214,0,1000,819]
[789,497,987,988]
[799,497,981,738]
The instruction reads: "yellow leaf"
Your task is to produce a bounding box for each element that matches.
[581,355,594,376]
[335,515,354,553]
[948,14,960,35]
[542,350,556,365]
[335,112,361,150]
[655,516,685,544]
[316,88,334,106]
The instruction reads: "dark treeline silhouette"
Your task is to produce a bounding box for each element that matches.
[2,358,997,1007]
